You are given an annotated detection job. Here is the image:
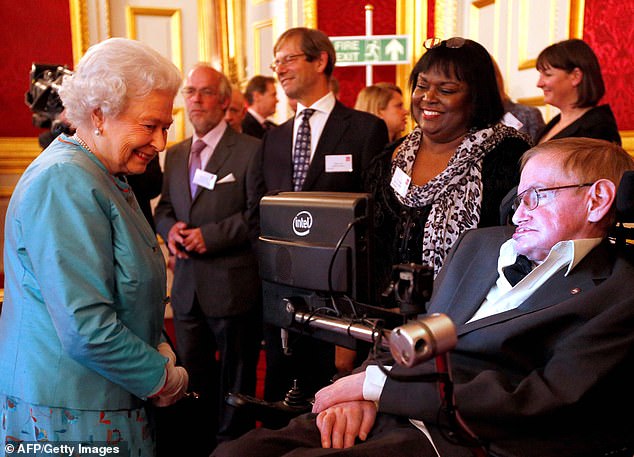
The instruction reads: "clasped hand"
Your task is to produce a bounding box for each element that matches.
[152,342,189,407]
[167,221,207,258]
[312,372,377,449]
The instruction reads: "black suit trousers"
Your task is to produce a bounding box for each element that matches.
[172,294,261,447]
[212,412,438,457]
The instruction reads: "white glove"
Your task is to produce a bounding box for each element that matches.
[158,342,177,365]
[152,344,189,407]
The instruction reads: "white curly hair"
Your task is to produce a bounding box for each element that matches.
[58,37,182,128]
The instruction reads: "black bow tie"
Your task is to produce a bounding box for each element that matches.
[502,255,533,286]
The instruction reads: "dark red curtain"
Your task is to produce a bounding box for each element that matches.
[0,0,73,137]
[583,0,634,130]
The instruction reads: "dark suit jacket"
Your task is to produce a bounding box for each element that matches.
[154,127,265,317]
[127,155,163,232]
[379,226,634,457]
[242,111,268,139]
[259,101,388,193]
[536,104,622,145]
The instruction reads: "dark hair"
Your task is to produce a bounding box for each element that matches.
[409,38,504,129]
[536,39,605,108]
[244,75,276,104]
[274,27,336,77]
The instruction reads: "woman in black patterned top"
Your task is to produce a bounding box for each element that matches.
[368,38,531,299]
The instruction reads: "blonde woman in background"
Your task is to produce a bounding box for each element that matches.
[355,82,409,142]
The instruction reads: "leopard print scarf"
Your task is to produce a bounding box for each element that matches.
[391,122,519,276]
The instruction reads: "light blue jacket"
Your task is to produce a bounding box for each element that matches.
[0,135,168,410]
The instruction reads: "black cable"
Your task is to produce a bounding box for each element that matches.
[327,217,366,297]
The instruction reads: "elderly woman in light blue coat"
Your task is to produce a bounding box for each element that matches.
[0,38,188,456]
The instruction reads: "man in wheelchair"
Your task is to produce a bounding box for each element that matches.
[215,138,634,457]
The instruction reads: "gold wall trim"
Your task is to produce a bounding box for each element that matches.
[217,1,231,79]
[253,19,273,74]
[516,95,544,106]
[173,107,186,143]
[435,0,457,40]
[517,0,535,70]
[0,187,14,199]
[105,0,112,39]
[469,0,497,55]
[621,130,634,155]
[397,0,427,131]
[68,0,89,65]
[199,1,245,78]
[0,138,40,174]
[570,0,585,38]
[519,0,585,70]
[473,0,495,7]
[304,0,317,28]
[215,1,246,84]
[125,7,183,71]
[232,0,247,83]
[518,59,536,71]
[198,0,213,62]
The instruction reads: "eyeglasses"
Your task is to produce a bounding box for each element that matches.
[269,53,307,72]
[423,37,467,50]
[513,183,594,211]
[181,87,217,99]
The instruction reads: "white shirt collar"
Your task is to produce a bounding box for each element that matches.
[247,107,267,125]
[191,120,228,167]
[467,237,603,323]
[296,91,336,118]
[500,237,603,278]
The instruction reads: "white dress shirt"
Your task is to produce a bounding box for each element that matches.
[468,237,602,322]
[293,92,336,162]
[191,120,228,169]
[363,237,603,455]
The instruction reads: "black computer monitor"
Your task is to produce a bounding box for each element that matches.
[258,192,375,340]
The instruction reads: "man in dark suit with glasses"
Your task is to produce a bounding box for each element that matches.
[258,27,389,415]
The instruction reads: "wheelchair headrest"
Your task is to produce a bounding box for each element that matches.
[617,171,634,223]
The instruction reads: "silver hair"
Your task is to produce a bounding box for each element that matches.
[58,37,182,128]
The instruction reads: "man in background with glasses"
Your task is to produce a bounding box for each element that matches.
[155,63,265,454]
[258,27,389,421]
[215,137,634,457]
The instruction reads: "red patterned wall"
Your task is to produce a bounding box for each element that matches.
[583,0,634,130]
[318,0,397,108]
[1,1,631,136]
[0,0,73,138]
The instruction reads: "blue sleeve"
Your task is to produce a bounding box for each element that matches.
[17,161,167,398]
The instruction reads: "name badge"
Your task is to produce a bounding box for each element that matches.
[325,154,353,173]
[390,166,411,198]
[502,112,524,131]
[193,168,217,190]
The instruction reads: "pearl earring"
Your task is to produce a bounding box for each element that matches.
[94,129,101,136]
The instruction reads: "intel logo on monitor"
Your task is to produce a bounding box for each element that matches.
[292,211,313,236]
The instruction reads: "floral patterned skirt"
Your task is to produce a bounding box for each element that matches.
[0,394,155,457]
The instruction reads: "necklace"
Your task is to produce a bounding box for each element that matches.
[71,133,133,200]
[72,133,95,155]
